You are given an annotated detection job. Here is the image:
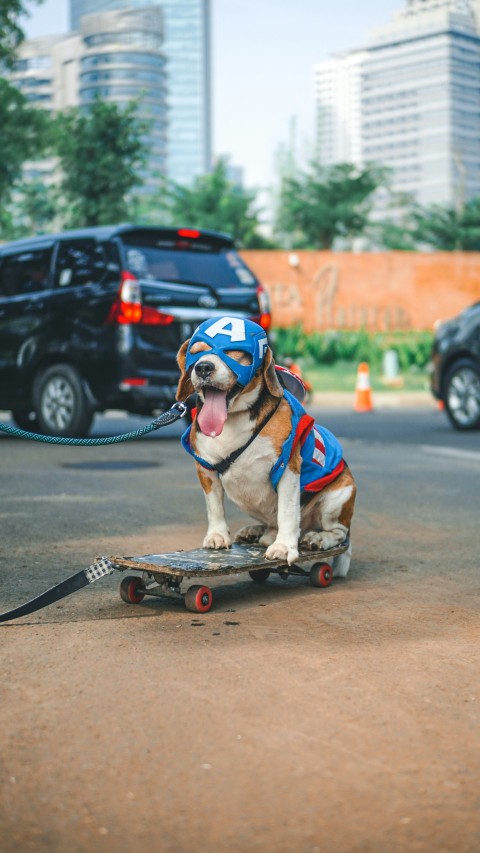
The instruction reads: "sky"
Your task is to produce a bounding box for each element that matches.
[22,0,404,188]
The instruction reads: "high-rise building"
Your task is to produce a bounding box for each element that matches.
[70,0,212,186]
[314,51,366,167]
[78,7,168,192]
[10,34,79,188]
[10,7,168,192]
[314,0,480,207]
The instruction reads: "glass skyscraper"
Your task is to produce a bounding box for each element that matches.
[314,0,480,207]
[364,0,480,206]
[11,8,169,194]
[70,0,211,186]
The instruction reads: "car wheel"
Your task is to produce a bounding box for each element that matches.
[11,408,40,433]
[33,364,94,437]
[444,359,480,430]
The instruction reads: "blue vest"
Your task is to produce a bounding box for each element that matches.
[181,389,345,492]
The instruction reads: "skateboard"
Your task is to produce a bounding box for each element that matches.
[109,541,349,614]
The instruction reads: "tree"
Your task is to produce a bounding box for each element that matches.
[275,161,387,249]
[13,178,58,235]
[366,190,418,251]
[0,78,49,236]
[412,199,480,251]
[161,160,274,248]
[458,198,480,250]
[52,99,149,227]
[370,221,417,251]
[0,0,41,67]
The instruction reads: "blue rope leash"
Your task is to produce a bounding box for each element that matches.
[0,402,187,445]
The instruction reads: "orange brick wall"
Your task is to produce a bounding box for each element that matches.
[240,251,480,332]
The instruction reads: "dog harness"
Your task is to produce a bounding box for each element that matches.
[181,388,345,492]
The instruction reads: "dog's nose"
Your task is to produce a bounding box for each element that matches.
[195,360,215,378]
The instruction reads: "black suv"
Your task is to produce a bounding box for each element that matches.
[431,302,480,430]
[0,224,271,436]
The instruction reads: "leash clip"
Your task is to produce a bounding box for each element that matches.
[171,402,188,418]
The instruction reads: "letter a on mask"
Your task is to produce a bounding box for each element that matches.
[205,317,246,342]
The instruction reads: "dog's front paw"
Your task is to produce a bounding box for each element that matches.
[265,541,299,565]
[203,531,231,550]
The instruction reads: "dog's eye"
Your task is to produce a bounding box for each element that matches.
[225,349,253,365]
[190,342,213,355]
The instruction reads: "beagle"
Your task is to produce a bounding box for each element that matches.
[176,317,356,575]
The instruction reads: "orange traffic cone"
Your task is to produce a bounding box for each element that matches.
[354,362,374,413]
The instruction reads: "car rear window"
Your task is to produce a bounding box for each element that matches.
[120,237,257,289]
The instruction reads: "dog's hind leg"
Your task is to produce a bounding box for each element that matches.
[300,474,356,556]
[259,528,277,547]
[332,540,352,578]
[234,524,266,544]
[300,524,349,553]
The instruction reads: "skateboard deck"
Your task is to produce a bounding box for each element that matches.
[109,541,349,613]
[109,541,348,579]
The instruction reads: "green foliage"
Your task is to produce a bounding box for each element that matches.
[12,179,58,235]
[456,198,480,250]
[51,99,149,227]
[372,222,417,251]
[273,327,434,371]
[127,173,171,227]
[373,195,480,251]
[0,78,48,199]
[411,198,480,251]
[275,161,387,249]
[160,159,275,248]
[0,78,49,237]
[0,0,40,68]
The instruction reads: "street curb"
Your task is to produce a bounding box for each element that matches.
[311,391,436,409]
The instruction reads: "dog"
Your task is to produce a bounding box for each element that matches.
[176,316,356,575]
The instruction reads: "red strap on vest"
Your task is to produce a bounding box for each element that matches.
[291,413,315,454]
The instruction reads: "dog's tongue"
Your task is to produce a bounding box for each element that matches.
[197,389,228,437]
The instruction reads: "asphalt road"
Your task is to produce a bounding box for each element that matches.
[0,403,479,852]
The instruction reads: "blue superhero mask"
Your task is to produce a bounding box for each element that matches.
[185,316,269,387]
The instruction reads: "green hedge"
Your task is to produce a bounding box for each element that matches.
[272,327,434,371]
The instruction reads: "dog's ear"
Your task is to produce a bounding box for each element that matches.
[263,347,283,398]
[176,338,194,401]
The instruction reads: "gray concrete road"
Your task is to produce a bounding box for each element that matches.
[0,405,479,852]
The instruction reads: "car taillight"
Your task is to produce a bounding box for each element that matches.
[177,228,200,239]
[120,378,148,388]
[107,271,174,326]
[249,313,271,330]
[253,284,271,330]
[107,271,142,324]
[141,306,174,326]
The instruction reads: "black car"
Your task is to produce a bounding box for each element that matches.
[431,301,480,430]
[0,224,271,436]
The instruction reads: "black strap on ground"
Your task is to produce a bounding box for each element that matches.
[0,558,114,624]
[0,403,187,622]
